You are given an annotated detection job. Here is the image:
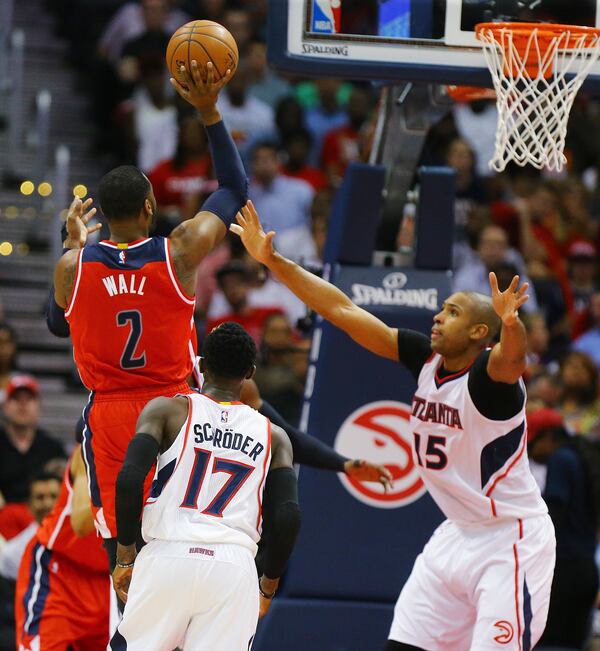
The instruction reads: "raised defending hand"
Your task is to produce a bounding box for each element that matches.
[489,272,529,327]
[230,201,276,266]
[170,60,230,117]
[63,196,101,250]
[344,459,394,493]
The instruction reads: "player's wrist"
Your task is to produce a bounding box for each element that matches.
[198,105,221,126]
[63,236,81,250]
[116,543,136,566]
[259,576,279,598]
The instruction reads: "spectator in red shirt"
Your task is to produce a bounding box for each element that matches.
[321,85,372,187]
[206,261,284,346]
[281,129,328,192]
[148,113,215,230]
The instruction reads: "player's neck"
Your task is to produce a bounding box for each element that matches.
[202,383,241,404]
[441,349,478,373]
[108,226,149,244]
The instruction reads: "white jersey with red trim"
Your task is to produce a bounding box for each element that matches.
[411,354,546,526]
[142,393,272,553]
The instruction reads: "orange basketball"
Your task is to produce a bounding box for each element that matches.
[166,20,238,87]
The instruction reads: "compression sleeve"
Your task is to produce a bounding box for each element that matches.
[115,434,160,546]
[467,350,524,420]
[201,119,248,226]
[397,329,433,380]
[258,400,347,472]
[261,467,301,579]
[46,289,70,337]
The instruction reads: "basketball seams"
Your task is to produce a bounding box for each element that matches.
[187,32,238,64]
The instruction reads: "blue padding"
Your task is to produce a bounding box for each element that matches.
[252,599,394,651]
[415,167,456,271]
[323,163,386,266]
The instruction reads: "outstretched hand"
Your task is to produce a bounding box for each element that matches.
[489,272,529,327]
[344,460,394,493]
[170,60,230,117]
[230,201,277,266]
[64,197,101,250]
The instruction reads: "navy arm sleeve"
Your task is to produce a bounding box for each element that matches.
[467,350,524,420]
[397,329,433,381]
[200,120,248,227]
[258,400,347,472]
[46,288,70,338]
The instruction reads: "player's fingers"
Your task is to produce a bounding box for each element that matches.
[229,223,243,236]
[247,200,260,226]
[488,271,499,294]
[190,59,204,89]
[169,77,190,99]
[81,197,93,211]
[215,68,231,91]
[235,209,247,226]
[508,275,520,293]
[517,281,529,296]
[516,295,530,308]
[240,203,254,226]
[82,207,97,224]
[205,60,215,87]
[86,223,102,235]
[265,231,276,248]
[179,64,194,89]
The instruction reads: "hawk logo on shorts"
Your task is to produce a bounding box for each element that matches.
[118,250,126,264]
[220,411,229,423]
[493,620,514,644]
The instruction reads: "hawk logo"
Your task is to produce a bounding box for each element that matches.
[493,620,514,644]
[118,250,126,264]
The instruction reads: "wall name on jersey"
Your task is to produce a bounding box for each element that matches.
[102,274,147,297]
[412,395,463,429]
[194,423,264,461]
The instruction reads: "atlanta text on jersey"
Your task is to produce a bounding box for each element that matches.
[412,396,464,429]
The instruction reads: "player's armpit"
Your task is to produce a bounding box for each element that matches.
[168,212,227,295]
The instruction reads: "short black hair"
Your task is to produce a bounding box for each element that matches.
[251,140,279,159]
[203,322,257,379]
[29,470,61,490]
[216,260,250,287]
[282,128,313,149]
[98,165,151,221]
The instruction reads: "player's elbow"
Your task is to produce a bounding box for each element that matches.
[70,512,95,537]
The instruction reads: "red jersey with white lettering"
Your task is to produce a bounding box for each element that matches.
[65,237,196,392]
[35,460,107,573]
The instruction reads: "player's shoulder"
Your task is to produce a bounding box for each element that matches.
[270,423,292,452]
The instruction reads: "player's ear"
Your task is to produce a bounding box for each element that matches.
[469,323,489,343]
[245,365,256,381]
[144,198,153,218]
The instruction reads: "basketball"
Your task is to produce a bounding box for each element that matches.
[165,20,238,87]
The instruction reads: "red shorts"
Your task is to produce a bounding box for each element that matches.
[15,538,111,651]
[81,383,192,538]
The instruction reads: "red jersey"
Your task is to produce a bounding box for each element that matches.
[65,236,197,392]
[36,462,107,573]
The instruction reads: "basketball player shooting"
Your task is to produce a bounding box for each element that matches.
[110,323,300,650]
[231,202,556,651]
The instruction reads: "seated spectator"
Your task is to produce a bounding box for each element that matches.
[120,59,178,172]
[453,224,538,312]
[0,376,65,505]
[559,352,600,438]
[206,262,284,345]
[281,129,328,192]
[98,0,188,66]
[217,61,274,154]
[0,322,17,405]
[567,240,597,314]
[249,141,316,262]
[305,78,349,165]
[573,290,600,369]
[222,7,254,55]
[527,371,563,412]
[523,313,552,378]
[308,189,333,267]
[148,113,215,229]
[274,96,306,143]
[558,178,599,245]
[321,85,372,188]
[528,409,599,651]
[0,471,61,580]
[247,40,291,108]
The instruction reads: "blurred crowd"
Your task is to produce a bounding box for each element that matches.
[0,0,596,648]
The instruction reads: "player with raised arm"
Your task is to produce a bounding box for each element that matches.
[231,202,556,651]
[110,323,301,650]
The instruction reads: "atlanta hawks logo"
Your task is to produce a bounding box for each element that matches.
[493,620,514,644]
[334,400,426,508]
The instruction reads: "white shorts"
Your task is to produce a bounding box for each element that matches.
[109,540,259,651]
[389,515,556,651]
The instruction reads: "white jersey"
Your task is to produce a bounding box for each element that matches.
[411,353,547,526]
[142,393,272,554]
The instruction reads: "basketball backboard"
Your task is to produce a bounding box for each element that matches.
[268,0,600,88]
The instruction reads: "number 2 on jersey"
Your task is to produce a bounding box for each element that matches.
[181,448,254,516]
[414,433,448,470]
[116,310,146,369]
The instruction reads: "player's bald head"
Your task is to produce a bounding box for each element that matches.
[460,292,501,343]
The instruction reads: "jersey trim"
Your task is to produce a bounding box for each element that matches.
[485,424,527,516]
[23,543,52,635]
[164,239,196,305]
[64,249,83,318]
[513,540,523,651]
[434,357,476,388]
[100,238,152,249]
[256,419,272,530]
[202,393,244,406]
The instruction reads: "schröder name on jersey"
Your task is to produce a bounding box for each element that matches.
[102,274,147,297]
[194,422,264,461]
[351,284,438,310]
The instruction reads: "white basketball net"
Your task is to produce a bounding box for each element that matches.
[477,25,600,172]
